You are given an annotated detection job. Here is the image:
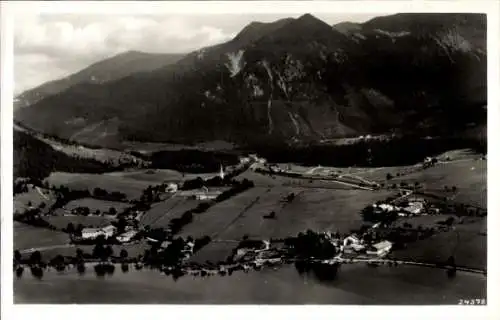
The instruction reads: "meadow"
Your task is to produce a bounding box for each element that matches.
[56,198,130,214]
[45,215,113,229]
[390,159,486,208]
[216,188,395,240]
[139,196,203,228]
[45,172,153,200]
[105,169,218,184]
[14,187,56,213]
[189,242,239,264]
[14,222,69,250]
[390,219,486,270]
[178,187,271,239]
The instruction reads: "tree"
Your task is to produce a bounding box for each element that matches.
[14,250,22,262]
[66,222,75,234]
[92,243,105,260]
[386,173,393,180]
[120,249,129,260]
[104,246,114,260]
[451,186,457,192]
[116,217,127,234]
[109,207,117,216]
[76,248,84,260]
[29,251,42,265]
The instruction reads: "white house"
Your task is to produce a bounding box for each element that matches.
[239,157,251,164]
[378,203,396,211]
[81,228,103,240]
[166,183,178,193]
[342,235,365,253]
[367,241,392,257]
[81,225,116,240]
[405,202,424,215]
[117,230,138,243]
[101,225,117,237]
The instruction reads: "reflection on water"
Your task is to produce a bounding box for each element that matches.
[15,263,486,304]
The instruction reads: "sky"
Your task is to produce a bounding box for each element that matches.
[14,13,378,95]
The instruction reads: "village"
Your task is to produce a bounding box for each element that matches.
[13,149,487,283]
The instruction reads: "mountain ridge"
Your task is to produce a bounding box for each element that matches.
[14,13,486,149]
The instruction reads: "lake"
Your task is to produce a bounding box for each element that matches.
[14,264,486,304]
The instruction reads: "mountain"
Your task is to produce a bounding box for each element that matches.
[14,13,486,149]
[15,51,184,108]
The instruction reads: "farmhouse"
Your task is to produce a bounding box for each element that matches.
[165,183,178,193]
[366,240,392,257]
[239,157,251,164]
[81,225,117,240]
[116,230,138,243]
[342,234,365,253]
[179,187,223,200]
[404,201,425,215]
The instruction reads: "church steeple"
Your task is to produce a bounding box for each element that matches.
[219,164,225,180]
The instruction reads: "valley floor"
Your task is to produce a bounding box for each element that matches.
[13,148,487,304]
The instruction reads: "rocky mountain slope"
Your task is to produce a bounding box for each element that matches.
[15,51,184,108]
[15,13,486,149]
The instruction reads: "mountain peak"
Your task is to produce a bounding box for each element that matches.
[289,13,333,31]
[233,18,295,45]
[298,13,317,21]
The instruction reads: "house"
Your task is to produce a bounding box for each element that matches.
[342,234,365,253]
[179,188,222,200]
[378,203,396,212]
[405,202,424,215]
[101,225,117,237]
[166,183,178,193]
[343,235,360,247]
[117,230,138,243]
[195,193,219,200]
[239,157,251,164]
[81,225,117,240]
[366,241,392,257]
[81,228,103,240]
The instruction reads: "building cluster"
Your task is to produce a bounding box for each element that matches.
[79,225,138,244]
[81,225,117,240]
[339,233,393,258]
[178,186,224,200]
[372,197,431,217]
[232,240,284,266]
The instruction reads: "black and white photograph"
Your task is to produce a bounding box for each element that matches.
[1,0,499,315]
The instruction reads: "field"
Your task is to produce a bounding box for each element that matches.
[178,187,271,239]
[14,222,69,250]
[216,188,395,240]
[105,169,218,183]
[189,242,239,264]
[14,187,56,213]
[18,243,150,261]
[176,182,395,240]
[390,219,486,270]
[237,171,355,190]
[45,172,153,200]
[390,159,486,208]
[140,196,203,228]
[54,198,130,215]
[45,215,113,229]
[391,215,460,229]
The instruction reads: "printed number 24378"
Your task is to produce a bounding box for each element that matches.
[458,299,486,305]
